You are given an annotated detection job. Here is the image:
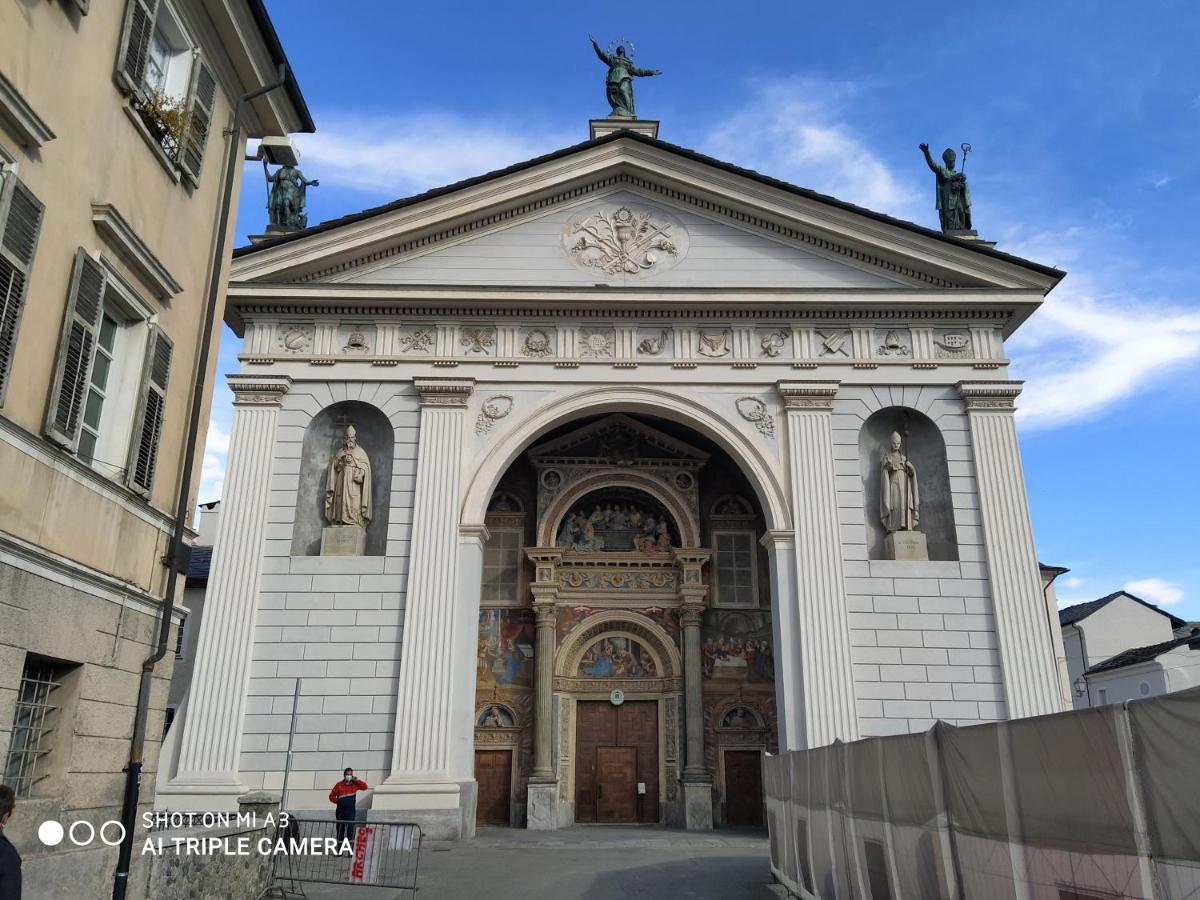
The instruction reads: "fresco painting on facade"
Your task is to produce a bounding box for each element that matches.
[478,608,535,687]
[702,610,775,683]
[556,488,680,553]
[557,605,681,642]
[578,637,659,677]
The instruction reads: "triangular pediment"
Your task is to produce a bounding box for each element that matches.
[230,133,1062,294]
[529,414,709,466]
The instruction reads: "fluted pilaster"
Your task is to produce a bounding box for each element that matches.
[959,381,1061,718]
[778,381,858,747]
[388,379,474,780]
[169,374,290,803]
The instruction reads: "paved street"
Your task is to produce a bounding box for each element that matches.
[297,826,780,900]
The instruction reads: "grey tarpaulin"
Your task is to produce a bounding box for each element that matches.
[765,685,1200,899]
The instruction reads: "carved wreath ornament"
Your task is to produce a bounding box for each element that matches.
[475,395,514,435]
[564,204,688,277]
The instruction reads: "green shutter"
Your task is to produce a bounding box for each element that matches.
[116,0,160,96]
[45,250,106,449]
[0,173,44,405]
[179,55,216,184]
[126,323,172,495]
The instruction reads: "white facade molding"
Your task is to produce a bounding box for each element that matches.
[761,529,803,751]
[777,380,859,746]
[0,70,55,147]
[91,203,184,300]
[164,375,289,806]
[958,379,1062,718]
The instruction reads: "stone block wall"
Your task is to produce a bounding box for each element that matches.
[237,381,419,806]
[832,385,1006,735]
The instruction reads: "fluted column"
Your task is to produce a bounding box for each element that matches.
[166,374,290,807]
[376,379,474,834]
[778,382,858,747]
[958,381,1061,718]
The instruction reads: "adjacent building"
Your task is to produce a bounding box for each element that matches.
[162,116,1068,839]
[0,2,310,895]
[1060,591,1199,707]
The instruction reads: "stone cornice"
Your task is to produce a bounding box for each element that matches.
[777,381,841,411]
[227,373,292,405]
[92,204,183,301]
[458,523,490,545]
[759,529,797,550]
[958,379,1023,410]
[0,70,55,148]
[413,378,474,407]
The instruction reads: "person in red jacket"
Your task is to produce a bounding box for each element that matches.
[329,768,368,850]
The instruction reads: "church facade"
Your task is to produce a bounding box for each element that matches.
[156,123,1068,839]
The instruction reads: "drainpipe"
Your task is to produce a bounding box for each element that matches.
[112,64,288,900]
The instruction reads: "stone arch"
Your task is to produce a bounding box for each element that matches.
[537,470,699,548]
[461,386,789,532]
[291,399,393,556]
[858,406,957,561]
[475,700,520,728]
[715,700,766,731]
[555,609,683,679]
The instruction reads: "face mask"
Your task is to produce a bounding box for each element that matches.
[344,775,353,783]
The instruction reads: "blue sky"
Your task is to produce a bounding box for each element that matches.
[203,1,1200,617]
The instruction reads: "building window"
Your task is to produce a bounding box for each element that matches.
[1097,688,1108,705]
[45,250,172,496]
[3,658,67,797]
[482,528,522,605]
[174,614,187,659]
[163,705,176,739]
[0,167,45,406]
[713,530,758,607]
[116,0,216,183]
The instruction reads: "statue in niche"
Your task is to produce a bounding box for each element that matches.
[264,158,319,232]
[919,143,972,234]
[880,431,920,533]
[325,425,373,528]
[590,35,661,117]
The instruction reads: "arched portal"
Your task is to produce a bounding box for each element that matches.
[470,405,783,831]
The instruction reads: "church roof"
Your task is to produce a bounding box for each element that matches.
[233,130,1063,283]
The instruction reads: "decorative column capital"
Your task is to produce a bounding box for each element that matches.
[759,529,796,551]
[958,380,1023,411]
[227,374,291,406]
[680,602,706,627]
[458,523,490,547]
[413,378,475,407]
[777,380,840,411]
[532,602,557,628]
[526,548,563,585]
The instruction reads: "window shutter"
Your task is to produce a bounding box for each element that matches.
[126,323,172,496]
[116,0,160,96]
[179,55,216,184]
[0,173,44,405]
[45,250,106,449]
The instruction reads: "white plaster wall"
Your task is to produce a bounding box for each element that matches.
[1077,597,1175,668]
[833,385,1006,736]
[1089,645,1200,705]
[237,381,419,808]
[1062,626,1089,709]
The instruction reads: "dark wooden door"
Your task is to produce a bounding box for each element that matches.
[575,700,659,823]
[475,749,512,825]
[596,747,638,822]
[723,750,764,826]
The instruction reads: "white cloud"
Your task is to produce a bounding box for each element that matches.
[703,78,920,220]
[198,419,230,504]
[296,114,573,197]
[1060,575,1084,590]
[1123,578,1185,606]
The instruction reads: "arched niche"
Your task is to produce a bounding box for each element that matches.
[291,400,393,556]
[552,486,682,554]
[858,407,957,561]
[538,470,698,549]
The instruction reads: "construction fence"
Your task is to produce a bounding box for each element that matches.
[765,686,1200,900]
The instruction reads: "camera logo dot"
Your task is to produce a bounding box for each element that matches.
[38,820,65,847]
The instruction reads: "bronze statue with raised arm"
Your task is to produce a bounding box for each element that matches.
[590,35,661,118]
[919,143,972,234]
[264,157,319,231]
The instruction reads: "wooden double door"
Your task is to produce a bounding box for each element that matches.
[723,749,764,826]
[575,700,659,823]
[475,749,513,825]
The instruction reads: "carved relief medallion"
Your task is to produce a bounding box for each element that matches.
[460,327,496,355]
[818,330,850,357]
[579,327,615,358]
[736,397,775,438]
[759,329,789,358]
[876,329,911,358]
[399,329,434,353]
[935,331,972,359]
[277,324,313,354]
[521,329,553,358]
[475,395,514,435]
[563,203,689,278]
[698,330,731,358]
